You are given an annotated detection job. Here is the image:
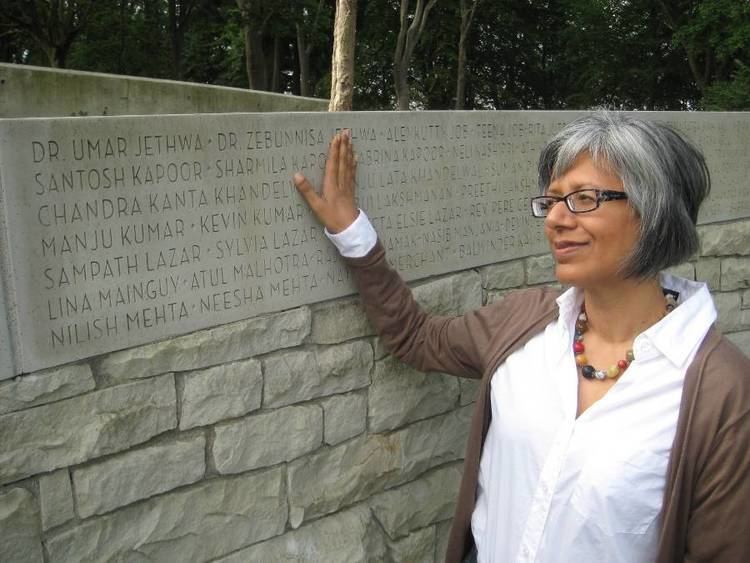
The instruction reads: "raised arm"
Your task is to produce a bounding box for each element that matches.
[293,131,489,378]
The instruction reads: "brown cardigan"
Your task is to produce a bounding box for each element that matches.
[346,242,750,563]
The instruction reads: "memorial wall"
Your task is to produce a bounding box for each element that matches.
[0,111,749,376]
[1,110,749,562]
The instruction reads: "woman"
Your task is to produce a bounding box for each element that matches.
[293,112,750,562]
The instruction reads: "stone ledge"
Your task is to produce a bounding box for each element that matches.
[0,375,176,485]
[309,297,374,344]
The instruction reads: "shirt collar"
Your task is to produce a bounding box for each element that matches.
[554,274,716,367]
[636,273,716,367]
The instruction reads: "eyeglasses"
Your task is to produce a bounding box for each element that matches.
[530,188,628,218]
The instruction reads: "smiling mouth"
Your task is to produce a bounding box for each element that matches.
[553,241,588,258]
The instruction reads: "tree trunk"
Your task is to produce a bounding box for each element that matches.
[329,0,357,111]
[271,34,282,92]
[455,0,480,110]
[393,0,438,111]
[296,23,311,96]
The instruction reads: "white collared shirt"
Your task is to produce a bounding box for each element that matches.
[325,212,717,563]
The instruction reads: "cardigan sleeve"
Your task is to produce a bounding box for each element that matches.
[344,240,559,379]
[683,340,750,562]
[684,411,750,561]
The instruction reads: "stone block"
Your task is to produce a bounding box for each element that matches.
[399,406,472,477]
[322,391,367,445]
[370,464,462,539]
[287,407,470,526]
[665,262,695,280]
[0,488,43,563]
[369,355,459,432]
[459,378,481,406]
[695,258,721,291]
[45,467,287,562]
[287,434,401,526]
[178,359,262,430]
[743,289,750,309]
[38,469,75,530]
[0,375,176,485]
[387,526,436,563]
[309,297,374,344]
[0,364,95,415]
[73,434,205,518]
[435,520,452,562]
[699,221,750,257]
[714,292,750,333]
[412,271,482,316]
[721,257,750,291]
[525,254,556,285]
[480,260,525,290]
[213,404,322,474]
[263,341,372,408]
[727,331,750,357]
[97,308,311,382]
[213,504,386,563]
[372,336,390,360]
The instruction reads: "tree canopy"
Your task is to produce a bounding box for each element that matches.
[1,0,748,110]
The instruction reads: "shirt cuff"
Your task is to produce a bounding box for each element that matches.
[325,210,378,258]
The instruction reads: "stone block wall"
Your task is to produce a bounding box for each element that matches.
[1,218,748,562]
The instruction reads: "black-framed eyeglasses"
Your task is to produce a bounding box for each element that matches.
[530,188,628,218]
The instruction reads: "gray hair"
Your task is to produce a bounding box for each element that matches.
[537,111,711,279]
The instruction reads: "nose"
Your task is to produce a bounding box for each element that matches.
[544,199,577,231]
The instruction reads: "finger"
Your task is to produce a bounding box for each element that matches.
[324,135,340,193]
[293,173,323,212]
[337,130,350,189]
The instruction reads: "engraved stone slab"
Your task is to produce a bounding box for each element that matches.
[0,111,747,374]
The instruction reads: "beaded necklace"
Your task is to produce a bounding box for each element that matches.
[574,289,679,381]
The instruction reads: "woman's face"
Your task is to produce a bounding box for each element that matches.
[544,153,640,288]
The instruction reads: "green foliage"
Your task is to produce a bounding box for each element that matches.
[0,0,747,110]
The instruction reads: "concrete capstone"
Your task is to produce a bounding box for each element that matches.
[213,404,322,474]
[0,375,176,485]
[45,467,287,562]
[178,359,262,430]
[0,364,95,415]
[73,434,206,518]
